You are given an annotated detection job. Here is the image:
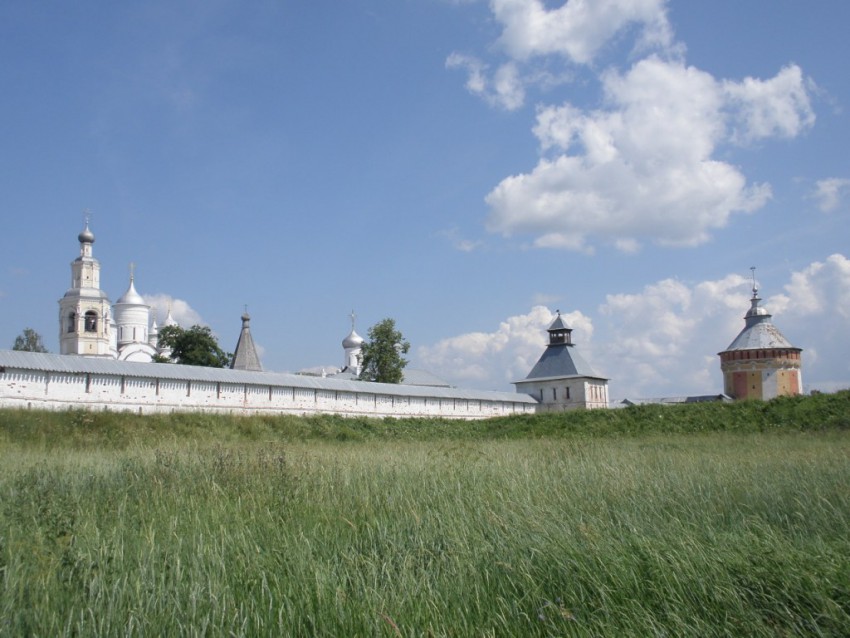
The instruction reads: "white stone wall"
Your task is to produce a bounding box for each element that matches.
[0,364,537,419]
[515,377,609,411]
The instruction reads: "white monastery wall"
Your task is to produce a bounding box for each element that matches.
[0,352,537,419]
[515,377,609,411]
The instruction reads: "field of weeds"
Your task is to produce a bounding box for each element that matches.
[1,397,849,635]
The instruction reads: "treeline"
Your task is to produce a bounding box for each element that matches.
[1,390,847,449]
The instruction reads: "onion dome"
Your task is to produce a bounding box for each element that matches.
[117,276,145,305]
[343,310,364,349]
[78,222,95,244]
[343,328,364,349]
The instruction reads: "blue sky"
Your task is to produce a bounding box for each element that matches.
[2,0,849,399]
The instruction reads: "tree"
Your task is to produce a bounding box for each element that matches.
[156,324,232,368]
[12,328,48,353]
[359,318,410,384]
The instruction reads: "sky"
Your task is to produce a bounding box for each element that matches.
[2,0,849,400]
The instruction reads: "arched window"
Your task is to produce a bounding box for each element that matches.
[84,311,98,333]
[67,312,76,333]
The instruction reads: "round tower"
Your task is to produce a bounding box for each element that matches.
[718,274,803,400]
[113,266,157,362]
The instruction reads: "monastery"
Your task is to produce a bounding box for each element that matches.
[0,223,610,417]
[1,224,803,416]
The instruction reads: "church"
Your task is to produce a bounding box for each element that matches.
[58,219,177,362]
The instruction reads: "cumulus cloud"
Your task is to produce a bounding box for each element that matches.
[448,2,815,251]
[485,57,816,251]
[491,0,672,64]
[597,274,751,398]
[142,294,204,328]
[811,178,850,212]
[723,65,815,144]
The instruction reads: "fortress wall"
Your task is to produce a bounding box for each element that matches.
[0,361,536,420]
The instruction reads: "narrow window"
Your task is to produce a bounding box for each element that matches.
[552,388,557,401]
[565,387,570,400]
[84,311,97,332]
[67,313,76,333]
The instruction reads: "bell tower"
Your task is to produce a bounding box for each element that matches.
[58,218,113,357]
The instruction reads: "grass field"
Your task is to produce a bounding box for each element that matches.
[1,393,849,636]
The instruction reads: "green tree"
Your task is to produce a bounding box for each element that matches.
[359,318,410,384]
[156,324,232,368]
[12,328,48,353]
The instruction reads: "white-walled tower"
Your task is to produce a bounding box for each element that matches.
[341,311,364,376]
[113,265,158,362]
[58,220,113,356]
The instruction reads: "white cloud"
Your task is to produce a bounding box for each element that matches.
[811,177,850,212]
[486,57,795,251]
[723,65,815,144]
[142,294,204,328]
[417,305,593,388]
[446,53,526,110]
[449,3,815,252]
[491,0,672,64]
[597,274,749,398]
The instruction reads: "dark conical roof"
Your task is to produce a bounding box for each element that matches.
[231,312,263,371]
[524,343,602,380]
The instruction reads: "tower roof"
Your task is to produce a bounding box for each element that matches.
[231,311,263,371]
[524,343,604,380]
[78,221,95,244]
[721,285,799,352]
[522,311,606,381]
[343,329,364,349]
[116,274,145,305]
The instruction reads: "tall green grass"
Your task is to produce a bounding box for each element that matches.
[1,394,849,635]
[1,389,848,449]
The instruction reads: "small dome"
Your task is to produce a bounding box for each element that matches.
[343,329,364,349]
[117,277,145,305]
[78,223,95,244]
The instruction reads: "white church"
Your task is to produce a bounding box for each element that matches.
[0,222,610,418]
[58,220,177,362]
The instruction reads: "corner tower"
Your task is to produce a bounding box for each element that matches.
[718,274,802,400]
[58,220,112,356]
[513,311,609,410]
